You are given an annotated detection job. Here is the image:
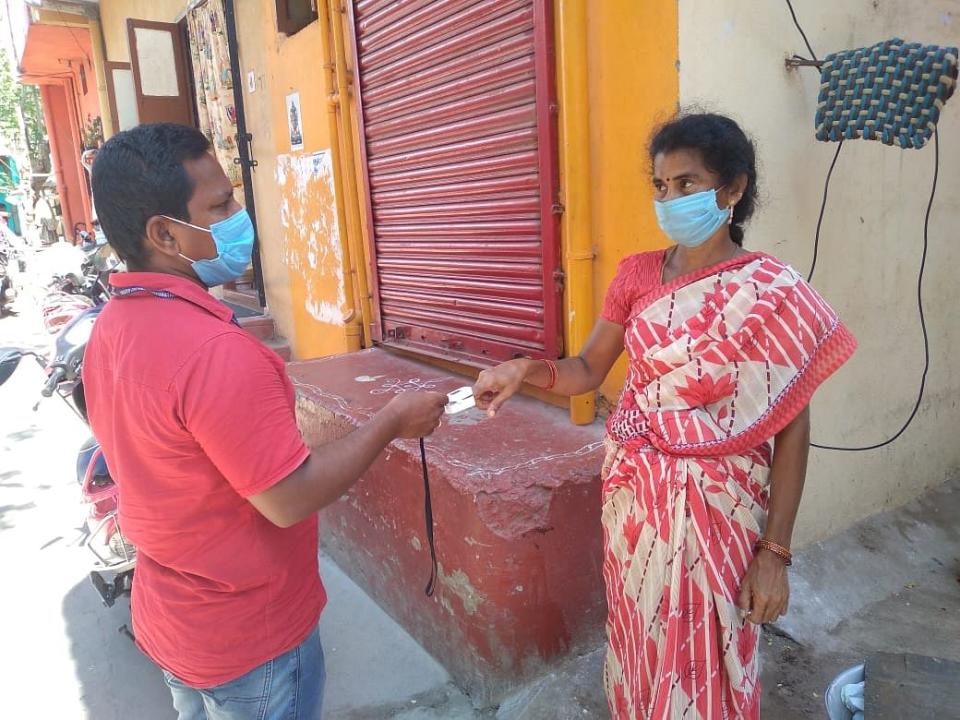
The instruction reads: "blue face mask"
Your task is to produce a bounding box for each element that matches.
[654,188,731,248]
[163,208,255,287]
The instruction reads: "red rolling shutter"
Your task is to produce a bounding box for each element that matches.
[351,0,561,365]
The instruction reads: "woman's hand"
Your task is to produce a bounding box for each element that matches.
[736,549,790,624]
[473,359,533,417]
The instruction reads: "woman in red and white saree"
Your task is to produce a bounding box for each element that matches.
[474,114,856,719]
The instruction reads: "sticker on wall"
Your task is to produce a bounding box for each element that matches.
[286,91,303,151]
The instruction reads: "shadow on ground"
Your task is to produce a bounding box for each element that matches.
[62,579,175,720]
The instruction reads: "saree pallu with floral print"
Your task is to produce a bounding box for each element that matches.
[601,253,856,719]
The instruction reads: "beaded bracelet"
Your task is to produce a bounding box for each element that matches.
[754,538,793,566]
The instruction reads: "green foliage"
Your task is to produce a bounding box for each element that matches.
[0,48,19,138]
[0,47,49,176]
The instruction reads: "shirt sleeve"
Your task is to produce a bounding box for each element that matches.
[601,251,664,326]
[174,332,310,498]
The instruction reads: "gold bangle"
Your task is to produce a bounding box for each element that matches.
[755,538,793,566]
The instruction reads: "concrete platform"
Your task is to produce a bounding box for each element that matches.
[291,349,608,704]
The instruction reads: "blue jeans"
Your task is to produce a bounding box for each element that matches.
[162,626,325,720]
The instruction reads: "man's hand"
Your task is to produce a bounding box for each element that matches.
[381,391,447,438]
[249,391,447,527]
[736,549,790,625]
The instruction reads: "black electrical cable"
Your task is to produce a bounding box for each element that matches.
[806,140,844,283]
[784,0,938,451]
[785,0,820,63]
[811,130,938,451]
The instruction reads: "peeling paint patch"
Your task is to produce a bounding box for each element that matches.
[439,565,485,615]
[439,595,455,616]
[306,298,345,324]
[275,151,348,326]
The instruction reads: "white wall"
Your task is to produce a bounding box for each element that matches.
[679,0,960,544]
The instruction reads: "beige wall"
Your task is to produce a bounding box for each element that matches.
[678,0,960,544]
[100,0,185,63]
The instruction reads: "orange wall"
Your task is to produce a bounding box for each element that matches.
[232,2,679,406]
[235,0,354,359]
[245,2,681,407]
[586,1,679,404]
[43,83,91,238]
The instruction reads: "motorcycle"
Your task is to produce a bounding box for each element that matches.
[0,247,134,611]
[0,225,21,315]
[41,241,118,333]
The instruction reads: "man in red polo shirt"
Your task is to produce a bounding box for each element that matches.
[84,123,446,720]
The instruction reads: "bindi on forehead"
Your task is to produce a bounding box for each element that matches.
[656,172,702,182]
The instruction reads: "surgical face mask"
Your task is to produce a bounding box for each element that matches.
[654,188,731,248]
[163,208,255,287]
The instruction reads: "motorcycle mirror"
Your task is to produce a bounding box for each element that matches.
[0,348,24,386]
[91,243,120,273]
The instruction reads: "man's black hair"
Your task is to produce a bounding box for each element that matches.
[650,113,759,246]
[91,123,211,267]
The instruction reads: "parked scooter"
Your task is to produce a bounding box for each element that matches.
[0,224,21,315]
[0,249,134,611]
[41,241,119,333]
[0,245,14,315]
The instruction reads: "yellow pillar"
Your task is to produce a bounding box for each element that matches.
[556,0,596,425]
[88,17,115,138]
[328,0,374,348]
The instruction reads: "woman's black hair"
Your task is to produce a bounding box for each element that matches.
[649,113,758,246]
[92,123,211,267]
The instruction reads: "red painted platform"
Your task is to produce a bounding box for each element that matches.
[289,349,606,702]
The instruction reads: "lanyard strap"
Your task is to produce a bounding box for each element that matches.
[419,437,438,597]
[112,285,176,300]
[112,286,240,326]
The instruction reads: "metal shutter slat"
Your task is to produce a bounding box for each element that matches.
[352,0,560,364]
[359,6,533,88]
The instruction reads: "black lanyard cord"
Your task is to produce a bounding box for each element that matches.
[419,437,438,597]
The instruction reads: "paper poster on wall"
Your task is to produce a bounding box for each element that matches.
[286,92,303,151]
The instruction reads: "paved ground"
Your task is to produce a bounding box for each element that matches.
[2,251,958,719]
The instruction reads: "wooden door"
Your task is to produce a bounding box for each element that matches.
[127,19,195,127]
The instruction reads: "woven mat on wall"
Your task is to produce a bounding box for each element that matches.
[815,38,958,149]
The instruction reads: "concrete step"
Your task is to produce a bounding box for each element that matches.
[238,314,293,362]
[238,315,274,341]
[222,286,261,313]
[289,348,606,706]
[265,337,292,362]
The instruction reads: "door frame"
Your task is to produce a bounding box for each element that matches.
[104,60,131,135]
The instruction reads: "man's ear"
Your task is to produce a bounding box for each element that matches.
[144,215,182,259]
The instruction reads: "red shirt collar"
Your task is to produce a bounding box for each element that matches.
[110,272,236,324]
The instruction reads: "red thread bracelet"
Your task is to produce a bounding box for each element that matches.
[541,359,558,390]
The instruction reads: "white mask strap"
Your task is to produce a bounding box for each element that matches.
[161,214,211,234]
